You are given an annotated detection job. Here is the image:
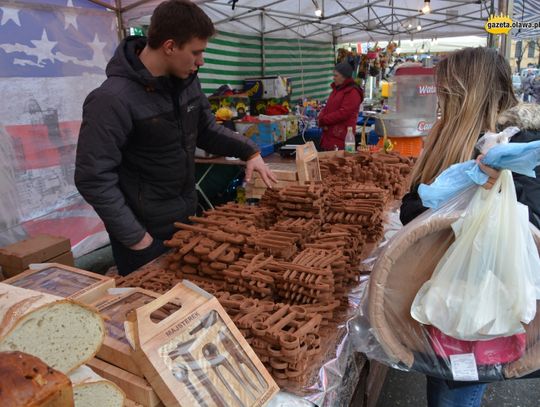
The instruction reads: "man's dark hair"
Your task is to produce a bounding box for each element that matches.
[147,0,215,49]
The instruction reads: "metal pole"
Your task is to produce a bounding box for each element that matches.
[261,11,266,77]
[487,0,495,47]
[115,0,126,42]
[498,0,513,59]
[332,25,337,63]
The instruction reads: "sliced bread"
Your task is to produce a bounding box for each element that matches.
[69,365,125,407]
[0,283,104,373]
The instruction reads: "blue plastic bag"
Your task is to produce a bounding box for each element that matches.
[419,131,540,209]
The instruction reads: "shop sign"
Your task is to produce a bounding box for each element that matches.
[417,85,437,95]
[417,121,434,132]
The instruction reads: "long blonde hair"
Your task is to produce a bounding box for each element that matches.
[410,47,518,188]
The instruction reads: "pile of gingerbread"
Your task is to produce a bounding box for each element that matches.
[117,149,414,385]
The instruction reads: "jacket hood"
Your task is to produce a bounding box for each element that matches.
[497,103,540,131]
[106,36,196,91]
[331,77,356,90]
[106,36,154,86]
[331,78,363,99]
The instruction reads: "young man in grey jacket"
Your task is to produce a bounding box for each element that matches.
[75,0,275,275]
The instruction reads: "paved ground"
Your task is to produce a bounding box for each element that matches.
[375,368,540,407]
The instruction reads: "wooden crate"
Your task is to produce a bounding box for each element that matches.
[92,288,166,377]
[126,282,279,407]
[252,178,297,189]
[87,358,162,407]
[47,250,74,267]
[247,162,298,198]
[0,234,71,278]
[317,150,346,159]
[3,263,114,305]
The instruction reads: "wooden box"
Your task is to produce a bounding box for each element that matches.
[296,141,321,183]
[126,281,279,407]
[0,234,72,278]
[247,162,298,198]
[3,263,114,305]
[47,251,75,267]
[93,289,166,377]
[87,358,162,407]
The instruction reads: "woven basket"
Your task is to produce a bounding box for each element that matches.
[368,213,540,380]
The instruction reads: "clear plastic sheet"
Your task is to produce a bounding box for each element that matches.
[265,207,405,407]
[0,1,118,256]
[266,283,366,407]
[352,187,540,383]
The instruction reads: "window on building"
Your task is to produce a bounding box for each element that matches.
[528,41,535,58]
[516,41,523,58]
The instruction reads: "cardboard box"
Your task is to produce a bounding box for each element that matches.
[127,281,279,407]
[208,95,250,118]
[87,358,162,407]
[235,120,280,146]
[3,263,115,305]
[93,288,171,377]
[244,76,291,99]
[0,234,71,277]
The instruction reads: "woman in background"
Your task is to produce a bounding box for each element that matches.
[318,62,363,151]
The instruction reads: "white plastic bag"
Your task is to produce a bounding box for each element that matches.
[411,170,540,341]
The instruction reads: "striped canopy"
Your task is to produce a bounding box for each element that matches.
[199,30,334,101]
[513,0,540,39]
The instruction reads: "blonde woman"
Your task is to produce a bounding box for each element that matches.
[400,47,540,406]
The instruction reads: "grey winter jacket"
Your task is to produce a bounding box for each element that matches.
[522,74,535,95]
[75,36,258,247]
[531,77,540,102]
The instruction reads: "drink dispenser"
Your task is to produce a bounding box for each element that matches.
[376,66,437,138]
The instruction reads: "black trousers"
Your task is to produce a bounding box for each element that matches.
[109,235,169,276]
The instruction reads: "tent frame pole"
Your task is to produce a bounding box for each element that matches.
[498,0,513,59]
[115,0,126,41]
[261,11,266,77]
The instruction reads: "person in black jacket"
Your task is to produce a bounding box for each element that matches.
[400,47,540,407]
[75,0,276,275]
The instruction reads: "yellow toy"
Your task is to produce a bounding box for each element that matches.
[219,98,232,108]
[215,107,234,121]
[383,138,395,153]
[236,101,247,116]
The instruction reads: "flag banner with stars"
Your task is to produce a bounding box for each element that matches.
[0,0,118,255]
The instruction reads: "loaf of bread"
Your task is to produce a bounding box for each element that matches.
[69,365,125,407]
[0,351,74,407]
[0,283,105,373]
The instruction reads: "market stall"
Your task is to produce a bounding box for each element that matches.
[0,0,515,254]
[0,1,525,406]
[0,145,415,406]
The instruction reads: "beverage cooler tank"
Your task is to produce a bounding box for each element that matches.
[375,66,437,138]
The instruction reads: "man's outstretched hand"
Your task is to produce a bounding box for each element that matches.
[245,153,277,188]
